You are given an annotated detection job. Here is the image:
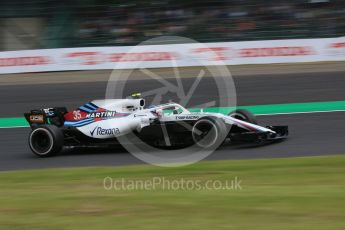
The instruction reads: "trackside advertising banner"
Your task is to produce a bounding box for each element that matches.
[0,37,344,74]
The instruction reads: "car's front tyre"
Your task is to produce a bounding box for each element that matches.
[192,116,228,149]
[28,125,64,157]
[228,109,257,124]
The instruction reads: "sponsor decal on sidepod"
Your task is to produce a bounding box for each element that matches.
[176,115,200,120]
[90,126,120,137]
[86,111,117,118]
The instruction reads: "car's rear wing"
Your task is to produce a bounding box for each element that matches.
[24,107,68,128]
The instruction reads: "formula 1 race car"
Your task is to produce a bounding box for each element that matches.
[24,94,288,157]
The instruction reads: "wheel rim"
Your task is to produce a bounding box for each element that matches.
[192,120,218,148]
[30,128,53,155]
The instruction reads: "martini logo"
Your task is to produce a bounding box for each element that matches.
[86,111,117,118]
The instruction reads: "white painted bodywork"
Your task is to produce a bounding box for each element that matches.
[70,99,276,139]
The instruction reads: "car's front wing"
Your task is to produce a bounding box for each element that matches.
[229,126,288,143]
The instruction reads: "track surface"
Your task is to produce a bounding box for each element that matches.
[1,112,345,171]
[0,71,345,171]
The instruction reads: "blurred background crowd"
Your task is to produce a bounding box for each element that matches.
[1,0,345,51]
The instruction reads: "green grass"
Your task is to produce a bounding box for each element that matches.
[1,155,345,229]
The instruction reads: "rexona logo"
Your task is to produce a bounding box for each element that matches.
[86,111,117,118]
[90,126,120,136]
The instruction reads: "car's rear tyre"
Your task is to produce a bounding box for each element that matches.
[228,109,257,124]
[192,116,228,149]
[29,125,64,157]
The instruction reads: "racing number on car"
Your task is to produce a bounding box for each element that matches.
[73,110,82,120]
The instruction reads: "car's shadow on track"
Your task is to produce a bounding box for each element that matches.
[58,146,130,156]
[224,139,287,150]
[51,139,288,157]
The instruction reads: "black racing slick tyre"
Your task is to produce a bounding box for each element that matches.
[228,109,257,124]
[192,116,228,149]
[28,125,64,157]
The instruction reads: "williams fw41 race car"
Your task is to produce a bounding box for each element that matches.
[24,94,288,157]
